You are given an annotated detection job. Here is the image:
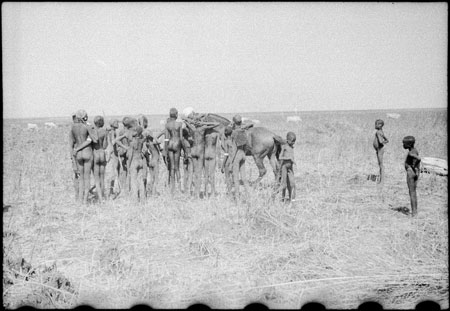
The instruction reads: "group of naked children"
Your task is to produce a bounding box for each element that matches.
[69,109,419,217]
[69,108,297,205]
[373,119,421,217]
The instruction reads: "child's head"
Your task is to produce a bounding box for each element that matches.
[122,116,131,128]
[286,132,296,146]
[133,125,143,137]
[137,114,148,129]
[94,116,104,128]
[375,119,384,129]
[143,129,153,140]
[109,119,119,129]
[169,108,178,119]
[224,126,233,137]
[76,109,88,123]
[232,115,242,126]
[402,136,415,149]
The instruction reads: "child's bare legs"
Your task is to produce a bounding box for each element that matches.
[376,147,385,184]
[224,164,232,194]
[72,160,80,201]
[192,156,203,198]
[287,169,296,201]
[277,164,287,202]
[407,167,418,216]
[148,163,159,196]
[205,157,216,196]
[232,150,249,200]
[77,153,93,205]
[93,150,106,203]
[174,150,181,192]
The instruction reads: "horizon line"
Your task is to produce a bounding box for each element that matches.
[3,106,447,120]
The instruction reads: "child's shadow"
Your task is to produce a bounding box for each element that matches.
[391,206,410,215]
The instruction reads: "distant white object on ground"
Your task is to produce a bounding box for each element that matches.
[27,123,38,130]
[421,157,448,176]
[242,117,250,122]
[44,122,57,128]
[286,116,302,123]
[160,119,166,125]
[252,119,261,124]
[387,113,401,119]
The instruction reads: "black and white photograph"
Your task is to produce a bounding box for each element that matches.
[2,2,448,309]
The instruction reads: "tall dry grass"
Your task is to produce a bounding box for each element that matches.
[3,109,448,309]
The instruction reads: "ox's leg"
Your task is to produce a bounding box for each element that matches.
[268,153,281,187]
[253,155,267,185]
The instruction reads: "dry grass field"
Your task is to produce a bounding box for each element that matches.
[3,109,448,309]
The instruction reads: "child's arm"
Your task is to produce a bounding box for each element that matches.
[381,131,389,144]
[102,132,108,150]
[242,123,254,130]
[86,126,98,144]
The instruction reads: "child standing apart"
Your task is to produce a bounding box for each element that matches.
[373,119,389,184]
[403,136,421,217]
[279,132,296,203]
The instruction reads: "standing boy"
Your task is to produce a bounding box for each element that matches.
[278,132,296,203]
[164,108,183,194]
[221,126,234,194]
[403,136,421,217]
[143,129,162,196]
[230,115,250,200]
[373,119,389,184]
[92,116,108,203]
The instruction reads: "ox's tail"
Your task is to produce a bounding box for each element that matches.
[273,134,285,161]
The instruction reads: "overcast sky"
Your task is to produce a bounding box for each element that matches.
[2,2,448,119]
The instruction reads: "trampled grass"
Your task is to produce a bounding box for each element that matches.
[3,109,448,309]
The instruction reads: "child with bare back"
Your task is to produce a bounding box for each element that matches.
[183,117,220,198]
[373,119,389,184]
[115,117,136,193]
[143,129,162,196]
[182,128,194,194]
[221,126,234,194]
[106,119,121,197]
[403,136,421,217]
[70,112,80,201]
[204,126,221,196]
[91,116,108,203]
[230,115,250,200]
[164,108,184,194]
[128,125,146,202]
[70,110,98,204]
[278,132,296,203]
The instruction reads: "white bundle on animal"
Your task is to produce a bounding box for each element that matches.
[182,107,194,118]
[421,157,448,176]
[286,116,302,123]
[386,113,401,119]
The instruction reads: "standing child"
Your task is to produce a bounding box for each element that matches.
[278,132,296,203]
[91,116,108,203]
[221,126,234,194]
[373,119,389,184]
[403,136,421,217]
[143,129,162,196]
[230,115,250,201]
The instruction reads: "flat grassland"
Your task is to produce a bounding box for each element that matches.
[3,109,448,309]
